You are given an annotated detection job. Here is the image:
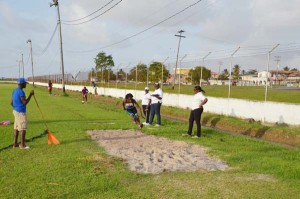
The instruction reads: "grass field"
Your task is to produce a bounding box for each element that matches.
[0,84,299,198]
[74,82,300,104]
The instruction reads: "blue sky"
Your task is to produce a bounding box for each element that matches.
[1,0,300,78]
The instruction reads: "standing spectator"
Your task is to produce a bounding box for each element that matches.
[11,77,34,149]
[141,87,151,124]
[92,81,98,95]
[81,86,89,103]
[48,80,53,95]
[183,86,208,138]
[149,83,163,126]
[123,93,144,128]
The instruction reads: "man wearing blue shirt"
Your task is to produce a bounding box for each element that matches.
[11,78,34,149]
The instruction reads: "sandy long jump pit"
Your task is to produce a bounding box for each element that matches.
[87,130,228,174]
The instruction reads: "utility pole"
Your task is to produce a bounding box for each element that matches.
[172,30,186,89]
[27,39,35,86]
[228,46,240,98]
[200,52,211,86]
[50,0,66,93]
[265,44,280,102]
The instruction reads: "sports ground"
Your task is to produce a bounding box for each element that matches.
[0,83,299,198]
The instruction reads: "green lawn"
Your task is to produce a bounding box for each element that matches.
[74,81,300,104]
[0,84,299,199]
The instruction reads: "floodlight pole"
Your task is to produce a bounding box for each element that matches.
[135,63,138,91]
[228,46,240,98]
[200,52,211,86]
[161,57,169,89]
[21,53,24,77]
[27,39,35,86]
[125,63,131,92]
[50,0,66,93]
[265,44,280,102]
[274,55,280,85]
[147,60,153,87]
[16,60,20,78]
[116,63,122,88]
[179,54,187,93]
[172,30,186,89]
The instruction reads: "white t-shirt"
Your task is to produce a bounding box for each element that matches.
[191,92,206,110]
[151,88,163,104]
[141,92,151,105]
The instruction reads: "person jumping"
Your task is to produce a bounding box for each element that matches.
[123,93,144,128]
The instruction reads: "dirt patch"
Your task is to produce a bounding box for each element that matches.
[87,130,228,174]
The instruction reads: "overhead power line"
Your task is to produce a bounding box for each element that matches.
[61,0,115,23]
[34,24,58,56]
[62,0,123,25]
[67,0,204,53]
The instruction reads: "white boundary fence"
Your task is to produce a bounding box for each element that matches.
[35,82,300,126]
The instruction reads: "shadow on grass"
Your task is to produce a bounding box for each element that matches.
[0,130,48,152]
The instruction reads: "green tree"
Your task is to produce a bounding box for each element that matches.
[283,66,290,71]
[217,68,229,80]
[128,63,148,82]
[223,68,229,75]
[116,69,126,81]
[188,66,211,84]
[148,61,169,83]
[94,51,114,82]
[291,68,298,71]
[233,64,240,79]
[246,69,257,75]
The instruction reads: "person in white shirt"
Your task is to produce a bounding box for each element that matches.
[149,83,163,126]
[184,86,208,138]
[141,87,151,124]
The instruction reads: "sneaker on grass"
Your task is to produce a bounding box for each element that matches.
[192,136,200,139]
[155,124,160,127]
[182,133,191,137]
[19,145,30,150]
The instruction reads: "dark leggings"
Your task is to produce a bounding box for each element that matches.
[188,108,203,137]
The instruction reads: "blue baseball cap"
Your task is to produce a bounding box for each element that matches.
[17,77,28,84]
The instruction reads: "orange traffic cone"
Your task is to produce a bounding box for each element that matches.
[48,130,60,145]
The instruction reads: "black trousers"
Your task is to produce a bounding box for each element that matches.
[142,105,150,123]
[188,108,203,137]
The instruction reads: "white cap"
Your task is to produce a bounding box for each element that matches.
[144,87,149,90]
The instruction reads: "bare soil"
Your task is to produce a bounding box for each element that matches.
[87,130,228,174]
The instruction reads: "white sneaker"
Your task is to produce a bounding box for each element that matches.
[155,124,161,127]
[19,145,30,150]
